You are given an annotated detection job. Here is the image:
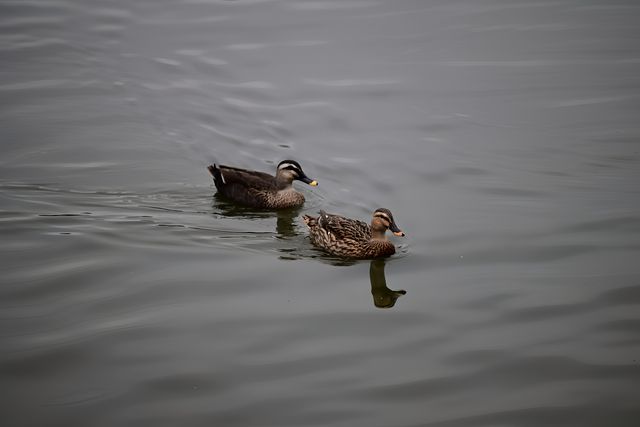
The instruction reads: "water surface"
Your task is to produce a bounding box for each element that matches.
[2,0,640,426]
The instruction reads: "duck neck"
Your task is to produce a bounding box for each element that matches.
[370,227,387,240]
[276,176,294,191]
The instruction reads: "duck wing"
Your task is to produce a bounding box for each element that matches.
[217,164,277,190]
[318,210,371,241]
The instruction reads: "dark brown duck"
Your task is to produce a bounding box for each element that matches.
[303,208,405,259]
[207,160,318,209]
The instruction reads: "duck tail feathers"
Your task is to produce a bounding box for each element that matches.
[302,214,316,227]
[207,164,225,187]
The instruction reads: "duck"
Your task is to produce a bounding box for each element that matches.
[207,160,318,209]
[302,208,405,259]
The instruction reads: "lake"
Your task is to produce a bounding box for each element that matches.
[1,0,640,426]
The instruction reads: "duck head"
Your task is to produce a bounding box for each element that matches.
[276,160,318,186]
[371,208,405,239]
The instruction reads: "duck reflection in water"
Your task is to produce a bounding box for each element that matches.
[369,259,406,308]
[275,209,299,238]
[212,193,300,238]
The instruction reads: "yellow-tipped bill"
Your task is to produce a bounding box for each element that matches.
[309,180,318,186]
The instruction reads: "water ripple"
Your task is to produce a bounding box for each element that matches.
[366,355,638,401]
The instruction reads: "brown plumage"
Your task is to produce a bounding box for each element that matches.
[303,208,405,259]
[207,160,317,209]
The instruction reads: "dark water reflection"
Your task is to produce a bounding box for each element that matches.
[369,259,406,309]
[213,194,302,238]
[2,0,640,426]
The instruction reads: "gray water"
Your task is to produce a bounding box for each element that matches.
[2,0,640,426]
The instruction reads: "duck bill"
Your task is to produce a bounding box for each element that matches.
[299,175,318,186]
[389,222,405,237]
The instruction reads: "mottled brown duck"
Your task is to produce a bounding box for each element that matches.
[303,208,405,259]
[207,160,318,209]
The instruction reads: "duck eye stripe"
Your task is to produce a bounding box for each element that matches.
[374,213,391,222]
